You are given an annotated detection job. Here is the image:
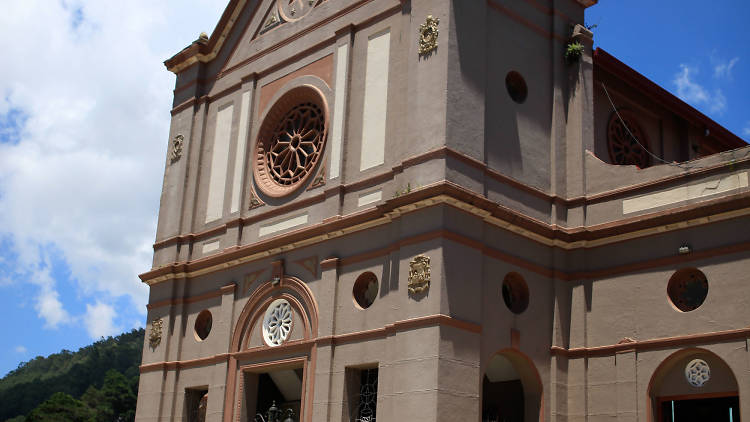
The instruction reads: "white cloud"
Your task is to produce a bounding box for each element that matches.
[0,2,224,331]
[714,57,739,79]
[83,301,119,339]
[674,65,709,103]
[37,288,71,329]
[673,64,726,114]
[14,345,27,354]
[743,122,750,137]
[709,89,727,114]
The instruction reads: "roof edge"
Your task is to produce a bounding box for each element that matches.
[164,0,248,74]
[576,0,598,8]
[593,48,747,151]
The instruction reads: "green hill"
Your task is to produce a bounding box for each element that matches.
[0,328,144,421]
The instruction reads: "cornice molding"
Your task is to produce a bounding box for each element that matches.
[141,178,750,285]
[551,326,750,358]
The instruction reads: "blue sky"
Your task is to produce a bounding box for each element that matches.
[0,1,748,378]
[587,0,750,141]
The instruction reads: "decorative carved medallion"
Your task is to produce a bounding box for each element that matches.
[278,0,316,23]
[262,299,293,347]
[685,358,710,387]
[170,134,184,163]
[408,254,431,294]
[418,15,440,55]
[149,318,163,349]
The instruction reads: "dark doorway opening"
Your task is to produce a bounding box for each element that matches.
[659,395,740,422]
[482,376,523,422]
[244,367,304,421]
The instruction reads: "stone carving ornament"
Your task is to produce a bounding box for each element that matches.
[170,134,184,163]
[149,318,163,349]
[684,358,710,387]
[262,299,293,347]
[418,15,440,55]
[408,254,431,294]
[278,0,316,22]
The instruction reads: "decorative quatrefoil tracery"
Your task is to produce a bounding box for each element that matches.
[262,299,293,347]
[254,86,328,198]
[684,359,710,387]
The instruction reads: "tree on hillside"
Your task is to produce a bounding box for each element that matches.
[82,370,137,422]
[25,392,96,422]
[0,328,144,421]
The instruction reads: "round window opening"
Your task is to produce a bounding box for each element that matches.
[607,110,651,168]
[254,86,329,198]
[353,272,379,309]
[194,310,212,341]
[501,272,529,314]
[667,268,708,312]
[505,71,528,104]
[262,298,293,347]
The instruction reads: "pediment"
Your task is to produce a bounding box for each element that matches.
[221,0,331,74]
[165,0,331,75]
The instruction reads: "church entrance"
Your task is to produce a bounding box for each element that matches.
[649,349,740,422]
[241,359,306,422]
[658,394,740,422]
[482,351,542,422]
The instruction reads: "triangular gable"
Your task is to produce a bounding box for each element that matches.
[219,0,329,76]
[165,0,328,75]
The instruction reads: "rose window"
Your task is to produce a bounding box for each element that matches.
[684,359,710,387]
[607,110,651,168]
[262,299,293,347]
[254,86,328,197]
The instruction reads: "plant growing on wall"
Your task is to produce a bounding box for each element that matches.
[565,41,584,64]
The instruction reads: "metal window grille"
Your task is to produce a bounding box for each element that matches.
[354,368,378,422]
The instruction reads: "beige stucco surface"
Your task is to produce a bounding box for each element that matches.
[137,0,750,421]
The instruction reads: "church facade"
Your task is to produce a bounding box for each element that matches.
[135,1,750,421]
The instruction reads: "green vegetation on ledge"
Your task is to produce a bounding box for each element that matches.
[0,328,144,421]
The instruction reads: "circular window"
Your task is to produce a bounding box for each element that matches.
[667,268,708,312]
[353,272,379,309]
[254,86,329,198]
[501,272,529,314]
[194,310,212,341]
[505,71,528,104]
[607,110,651,168]
[262,298,293,347]
[684,358,711,387]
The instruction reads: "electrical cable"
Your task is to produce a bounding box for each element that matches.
[600,81,701,170]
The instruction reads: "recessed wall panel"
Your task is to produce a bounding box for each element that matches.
[360,30,391,171]
[205,104,234,223]
[231,91,252,213]
[330,43,349,179]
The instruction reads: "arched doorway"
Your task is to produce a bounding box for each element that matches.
[648,348,740,422]
[482,350,542,422]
